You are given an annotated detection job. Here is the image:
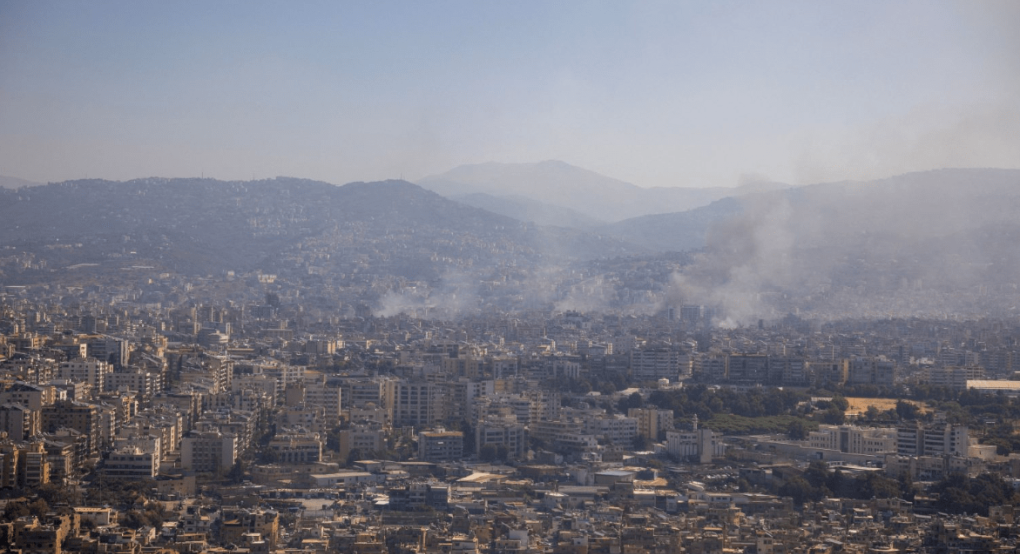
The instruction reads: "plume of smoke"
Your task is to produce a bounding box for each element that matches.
[375,268,481,319]
[666,193,797,326]
[671,168,1020,324]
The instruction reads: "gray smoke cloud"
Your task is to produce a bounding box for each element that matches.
[375,268,482,319]
[668,168,1020,325]
[666,193,798,326]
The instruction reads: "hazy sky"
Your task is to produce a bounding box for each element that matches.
[1,1,1018,188]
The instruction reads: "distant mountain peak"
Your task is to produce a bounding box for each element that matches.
[0,175,43,189]
[417,161,730,222]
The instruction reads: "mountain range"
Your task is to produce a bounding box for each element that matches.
[2,165,1020,320]
[0,177,638,280]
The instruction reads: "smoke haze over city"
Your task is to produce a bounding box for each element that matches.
[9,5,1020,551]
[2,1,1020,325]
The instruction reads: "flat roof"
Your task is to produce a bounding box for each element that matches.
[457,472,504,483]
[968,380,1020,389]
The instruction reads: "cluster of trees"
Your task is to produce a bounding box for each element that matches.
[646,384,807,420]
[82,477,141,507]
[479,443,511,462]
[775,461,909,506]
[929,472,1020,516]
[770,464,1020,515]
[544,370,630,396]
[699,413,814,436]
[3,498,54,521]
[982,423,1020,455]
[120,502,169,530]
[813,395,849,425]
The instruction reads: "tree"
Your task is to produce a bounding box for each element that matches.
[36,483,75,506]
[145,502,168,529]
[778,476,817,506]
[787,420,808,441]
[860,473,901,499]
[804,461,829,489]
[632,434,652,451]
[826,469,848,497]
[479,444,499,463]
[821,405,845,425]
[227,458,247,484]
[456,419,476,455]
[618,392,643,413]
[257,447,279,464]
[931,472,1019,516]
[121,510,150,529]
[266,292,281,308]
[896,400,920,421]
[3,501,30,521]
[326,426,343,452]
[28,499,49,519]
[830,395,849,412]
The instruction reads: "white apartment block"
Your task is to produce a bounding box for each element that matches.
[181,431,236,473]
[105,447,157,479]
[808,425,897,455]
[304,383,342,422]
[58,358,111,391]
[583,414,638,446]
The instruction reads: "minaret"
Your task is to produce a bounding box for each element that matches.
[692,414,698,431]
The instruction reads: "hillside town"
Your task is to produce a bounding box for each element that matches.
[2,274,1020,554]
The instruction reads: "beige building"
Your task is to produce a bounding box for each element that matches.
[418,430,464,462]
[476,416,527,460]
[808,425,897,455]
[104,446,157,479]
[628,408,674,441]
[338,425,384,461]
[267,433,322,464]
[181,430,236,473]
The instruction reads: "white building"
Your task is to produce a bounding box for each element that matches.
[418,430,464,462]
[897,420,969,457]
[58,358,112,392]
[666,417,724,463]
[267,433,322,464]
[394,380,445,428]
[304,383,342,423]
[181,430,236,473]
[583,414,638,446]
[105,447,157,479]
[808,425,897,455]
[630,347,691,382]
[476,416,528,460]
[338,425,384,461]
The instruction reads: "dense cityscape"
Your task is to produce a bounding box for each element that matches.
[4,2,1019,553]
[3,265,1020,554]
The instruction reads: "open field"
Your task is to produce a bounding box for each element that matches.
[845,397,927,416]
